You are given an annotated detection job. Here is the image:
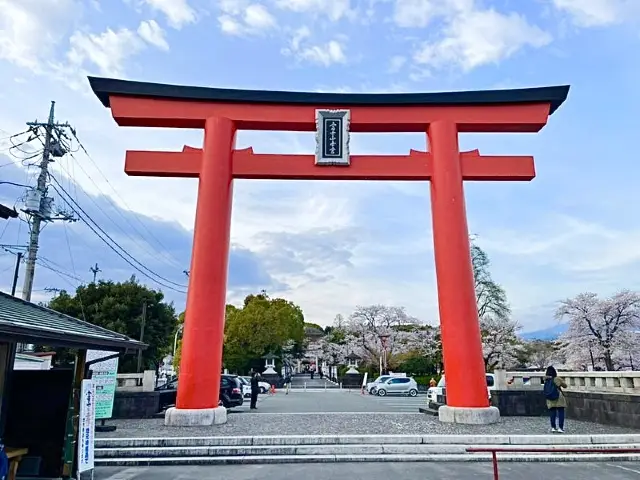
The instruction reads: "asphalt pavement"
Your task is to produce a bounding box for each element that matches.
[96,462,640,480]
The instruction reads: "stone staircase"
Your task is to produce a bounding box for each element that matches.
[291,373,339,389]
[94,434,640,466]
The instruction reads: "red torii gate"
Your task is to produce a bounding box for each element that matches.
[89,77,569,425]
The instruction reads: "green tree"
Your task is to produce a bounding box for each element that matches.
[471,240,510,321]
[47,277,178,372]
[223,292,305,374]
[471,240,522,370]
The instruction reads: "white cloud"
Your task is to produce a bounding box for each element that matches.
[273,0,354,22]
[66,28,146,77]
[137,20,170,50]
[388,55,406,72]
[218,1,277,36]
[408,2,552,71]
[0,0,81,71]
[142,0,197,29]
[392,0,443,28]
[550,0,629,27]
[281,27,347,66]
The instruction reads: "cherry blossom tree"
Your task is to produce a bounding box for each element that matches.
[471,241,522,370]
[480,316,524,370]
[556,290,640,371]
[347,304,420,364]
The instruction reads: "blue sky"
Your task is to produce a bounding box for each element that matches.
[1,0,639,332]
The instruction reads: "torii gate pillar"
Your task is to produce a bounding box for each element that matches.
[88,76,569,426]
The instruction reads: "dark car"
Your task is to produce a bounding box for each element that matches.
[220,374,244,408]
[156,374,244,410]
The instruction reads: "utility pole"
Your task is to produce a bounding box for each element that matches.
[10,252,23,296]
[90,263,101,283]
[137,302,147,373]
[21,101,76,305]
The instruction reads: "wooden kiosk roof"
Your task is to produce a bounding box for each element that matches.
[0,291,145,352]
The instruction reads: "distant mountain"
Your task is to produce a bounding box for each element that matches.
[520,323,568,341]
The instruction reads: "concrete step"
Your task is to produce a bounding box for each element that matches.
[94,435,640,465]
[95,434,640,449]
[95,443,640,459]
[95,452,640,467]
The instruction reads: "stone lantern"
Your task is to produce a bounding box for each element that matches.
[262,353,277,375]
[345,352,361,374]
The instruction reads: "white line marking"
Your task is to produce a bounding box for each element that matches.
[104,467,144,480]
[608,464,640,475]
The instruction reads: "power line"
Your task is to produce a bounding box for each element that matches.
[69,132,184,269]
[49,177,187,293]
[53,157,184,273]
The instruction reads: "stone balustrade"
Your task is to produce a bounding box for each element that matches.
[116,370,156,392]
[494,370,640,394]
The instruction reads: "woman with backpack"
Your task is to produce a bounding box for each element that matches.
[544,366,568,433]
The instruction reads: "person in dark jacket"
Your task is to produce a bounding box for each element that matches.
[545,366,568,433]
[250,370,260,409]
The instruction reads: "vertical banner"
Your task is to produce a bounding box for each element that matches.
[86,350,119,420]
[78,379,95,473]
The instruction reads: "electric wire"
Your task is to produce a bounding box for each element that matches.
[54,156,184,273]
[49,177,187,293]
[50,174,187,289]
[69,131,185,269]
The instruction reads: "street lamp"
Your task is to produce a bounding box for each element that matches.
[378,333,390,375]
[173,324,184,358]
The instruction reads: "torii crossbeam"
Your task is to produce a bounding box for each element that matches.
[89,77,569,426]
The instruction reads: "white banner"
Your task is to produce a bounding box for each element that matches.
[78,379,96,473]
[87,350,119,420]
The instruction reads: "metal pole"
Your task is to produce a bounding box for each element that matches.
[22,101,55,303]
[10,252,22,296]
[136,302,147,373]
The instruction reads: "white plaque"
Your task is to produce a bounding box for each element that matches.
[315,109,350,166]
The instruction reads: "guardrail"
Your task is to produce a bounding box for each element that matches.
[467,447,640,480]
[495,370,640,394]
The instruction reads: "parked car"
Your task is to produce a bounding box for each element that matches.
[426,373,496,405]
[240,376,271,394]
[376,377,419,397]
[220,374,244,408]
[366,375,392,394]
[155,374,244,410]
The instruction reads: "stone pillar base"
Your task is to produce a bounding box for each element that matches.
[164,406,227,426]
[438,405,500,425]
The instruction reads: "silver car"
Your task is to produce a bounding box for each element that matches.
[376,377,419,397]
[366,375,392,394]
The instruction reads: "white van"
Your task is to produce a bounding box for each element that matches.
[427,373,496,405]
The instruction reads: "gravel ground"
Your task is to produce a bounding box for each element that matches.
[98,414,639,438]
[98,391,639,438]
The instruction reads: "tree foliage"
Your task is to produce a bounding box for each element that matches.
[471,241,522,370]
[521,340,563,370]
[222,292,305,374]
[47,277,178,372]
[556,290,640,371]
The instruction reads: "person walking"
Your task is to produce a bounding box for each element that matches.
[250,370,260,410]
[544,366,568,433]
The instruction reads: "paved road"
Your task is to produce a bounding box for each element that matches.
[96,462,640,480]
